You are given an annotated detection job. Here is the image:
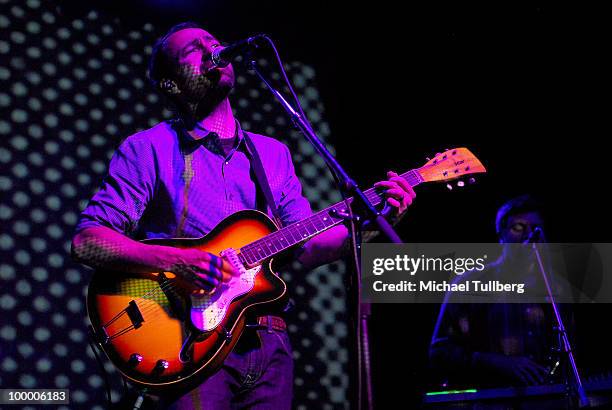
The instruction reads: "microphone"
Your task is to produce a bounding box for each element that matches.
[209,35,266,70]
[526,226,544,243]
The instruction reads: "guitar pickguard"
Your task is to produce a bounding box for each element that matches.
[189,265,261,332]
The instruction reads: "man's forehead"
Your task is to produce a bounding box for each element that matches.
[165,28,216,52]
[508,211,543,224]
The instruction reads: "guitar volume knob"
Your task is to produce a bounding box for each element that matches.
[154,359,169,374]
[128,353,143,366]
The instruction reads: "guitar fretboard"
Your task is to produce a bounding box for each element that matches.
[239,169,423,266]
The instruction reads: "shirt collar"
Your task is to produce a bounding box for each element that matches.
[175,119,251,154]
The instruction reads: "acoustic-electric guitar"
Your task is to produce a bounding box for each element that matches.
[86,147,486,391]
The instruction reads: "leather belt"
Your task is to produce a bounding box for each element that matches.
[247,315,286,332]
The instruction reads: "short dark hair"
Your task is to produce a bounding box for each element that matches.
[147,21,204,89]
[495,195,544,234]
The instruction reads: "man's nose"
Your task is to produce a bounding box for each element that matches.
[194,38,215,53]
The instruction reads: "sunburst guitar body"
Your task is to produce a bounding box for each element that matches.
[87,211,285,392]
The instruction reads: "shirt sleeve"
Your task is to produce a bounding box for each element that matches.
[276,143,312,226]
[74,135,157,236]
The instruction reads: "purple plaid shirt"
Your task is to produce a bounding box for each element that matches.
[75,120,312,239]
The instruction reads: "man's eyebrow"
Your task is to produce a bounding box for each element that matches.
[180,34,217,54]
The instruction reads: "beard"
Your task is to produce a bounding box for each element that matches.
[174,64,235,120]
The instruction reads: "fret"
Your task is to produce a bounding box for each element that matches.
[268,236,279,253]
[287,228,297,244]
[289,224,302,242]
[305,220,315,238]
[333,203,348,217]
[274,236,289,253]
[265,240,275,255]
[245,248,257,265]
[261,240,273,256]
[324,210,340,225]
[302,218,316,236]
[241,248,252,265]
[238,252,247,266]
[402,170,422,187]
[320,212,334,227]
[312,214,326,231]
[307,216,322,233]
[297,222,311,240]
[254,245,265,260]
[363,189,383,207]
[283,226,294,243]
[297,220,310,236]
[279,237,289,251]
[277,230,290,248]
[263,239,273,254]
[240,168,424,265]
[270,237,281,252]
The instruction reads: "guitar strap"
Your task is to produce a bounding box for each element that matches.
[243,132,284,229]
[244,132,294,318]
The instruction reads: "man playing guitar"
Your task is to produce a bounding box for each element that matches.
[71,22,415,409]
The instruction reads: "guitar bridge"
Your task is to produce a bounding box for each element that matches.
[100,300,144,343]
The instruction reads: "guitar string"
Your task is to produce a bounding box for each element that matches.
[109,246,258,328]
[118,184,404,326]
[104,166,460,340]
[110,172,425,329]
[103,280,178,333]
[240,170,422,257]
[133,272,241,325]
[240,185,417,264]
[135,278,201,319]
[106,270,210,330]
[125,263,249,324]
[242,197,381,265]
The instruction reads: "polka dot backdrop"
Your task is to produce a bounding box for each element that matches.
[0,1,348,408]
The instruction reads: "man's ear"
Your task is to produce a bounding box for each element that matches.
[159,79,180,95]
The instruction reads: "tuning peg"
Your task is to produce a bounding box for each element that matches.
[468,177,476,184]
[446,183,453,190]
[457,180,465,187]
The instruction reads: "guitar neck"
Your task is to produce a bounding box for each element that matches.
[239,169,423,266]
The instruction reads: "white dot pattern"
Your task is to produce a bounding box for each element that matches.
[0,2,347,407]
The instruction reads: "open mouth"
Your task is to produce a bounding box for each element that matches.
[204,67,221,84]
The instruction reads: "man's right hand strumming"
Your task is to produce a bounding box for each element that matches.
[169,248,240,292]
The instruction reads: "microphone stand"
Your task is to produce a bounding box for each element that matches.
[249,57,402,410]
[531,242,589,408]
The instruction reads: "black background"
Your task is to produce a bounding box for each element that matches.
[49,1,612,407]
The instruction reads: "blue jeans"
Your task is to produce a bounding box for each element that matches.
[167,328,294,410]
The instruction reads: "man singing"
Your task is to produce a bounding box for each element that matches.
[71,22,416,409]
[429,195,573,388]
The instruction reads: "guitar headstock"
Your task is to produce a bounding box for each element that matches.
[417,148,486,185]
